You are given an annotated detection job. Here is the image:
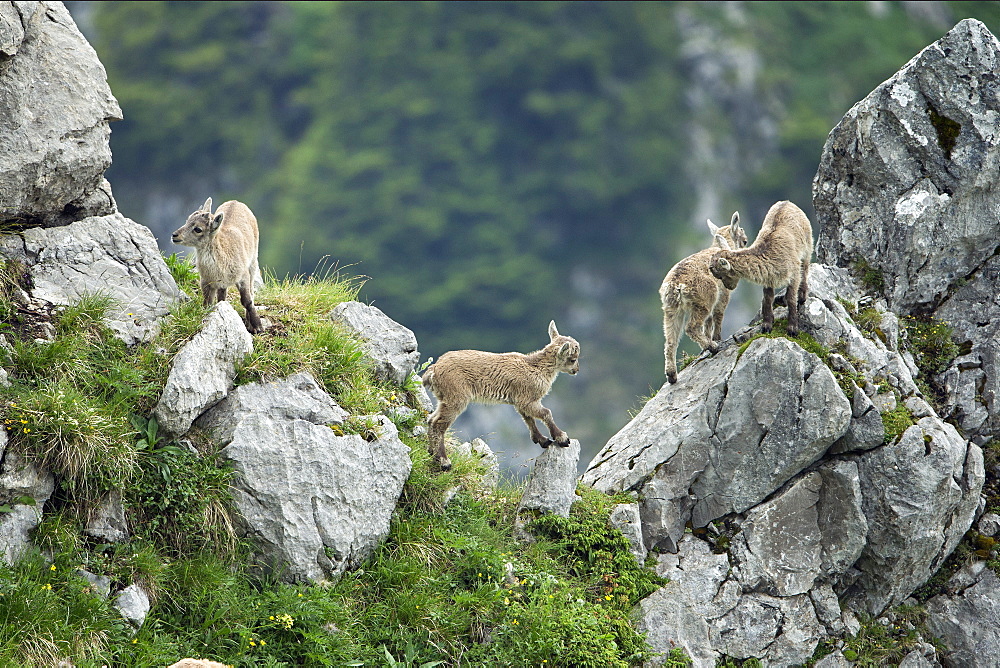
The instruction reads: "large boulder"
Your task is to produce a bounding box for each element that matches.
[814,18,1000,313]
[330,301,420,385]
[582,335,851,553]
[0,1,122,227]
[813,18,1000,446]
[153,302,253,436]
[199,375,411,583]
[0,212,182,344]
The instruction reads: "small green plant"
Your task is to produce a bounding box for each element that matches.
[125,415,235,555]
[842,608,939,667]
[529,485,668,609]
[336,415,383,441]
[853,258,886,293]
[902,315,960,377]
[881,401,915,445]
[927,104,961,159]
[163,252,199,292]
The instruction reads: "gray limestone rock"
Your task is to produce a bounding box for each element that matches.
[732,473,824,597]
[515,439,580,541]
[0,429,54,564]
[584,337,850,553]
[814,19,1000,313]
[330,301,420,385]
[114,583,150,628]
[978,512,1000,538]
[83,490,128,543]
[0,213,182,344]
[76,569,111,599]
[636,535,736,668]
[0,1,122,227]
[195,372,347,444]
[847,418,984,615]
[153,302,253,436]
[214,410,410,583]
[926,563,1000,668]
[609,503,646,567]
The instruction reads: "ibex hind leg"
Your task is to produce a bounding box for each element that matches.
[428,402,463,470]
[238,280,263,334]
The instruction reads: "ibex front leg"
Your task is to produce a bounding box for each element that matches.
[519,401,569,448]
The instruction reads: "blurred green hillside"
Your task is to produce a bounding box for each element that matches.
[68,1,1000,462]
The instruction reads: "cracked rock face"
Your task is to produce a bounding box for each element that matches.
[225,414,410,583]
[0,2,122,227]
[925,563,1000,668]
[813,19,1000,447]
[581,334,851,553]
[813,18,1000,313]
[0,213,182,344]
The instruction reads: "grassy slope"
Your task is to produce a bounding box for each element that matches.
[0,256,681,668]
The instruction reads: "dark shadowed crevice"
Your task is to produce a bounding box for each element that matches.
[927,103,961,159]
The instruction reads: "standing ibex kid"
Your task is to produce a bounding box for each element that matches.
[660,213,748,383]
[709,200,813,335]
[172,197,263,334]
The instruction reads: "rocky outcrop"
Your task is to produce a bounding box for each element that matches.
[153,302,253,436]
[0,1,122,227]
[199,374,410,583]
[330,301,420,385]
[0,3,180,344]
[0,213,183,344]
[813,18,1000,446]
[814,18,1000,312]
[925,562,1000,668]
[514,439,581,541]
[616,19,996,666]
[582,334,851,554]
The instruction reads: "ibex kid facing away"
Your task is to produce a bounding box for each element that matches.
[660,213,748,383]
[172,197,263,334]
[422,321,580,470]
[709,200,813,335]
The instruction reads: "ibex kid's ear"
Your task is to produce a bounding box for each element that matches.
[712,235,733,251]
[548,320,559,340]
[731,211,741,231]
[201,197,213,213]
[209,212,225,233]
[706,218,720,236]
[558,342,571,357]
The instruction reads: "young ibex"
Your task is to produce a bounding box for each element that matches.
[709,200,813,335]
[660,213,748,383]
[422,321,580,470]
[172,197,263,334]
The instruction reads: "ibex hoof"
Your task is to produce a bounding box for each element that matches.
[537,438,553,448]
[667,372,677,384]
[555,437,570,447]
[437,457,452,471]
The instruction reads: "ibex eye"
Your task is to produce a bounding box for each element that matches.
[194,227,202,233]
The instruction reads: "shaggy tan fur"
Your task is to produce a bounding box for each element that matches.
[172,197,263,334]
[422,321,580,469]
[660,213,748,383]
[709,200,814,335]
